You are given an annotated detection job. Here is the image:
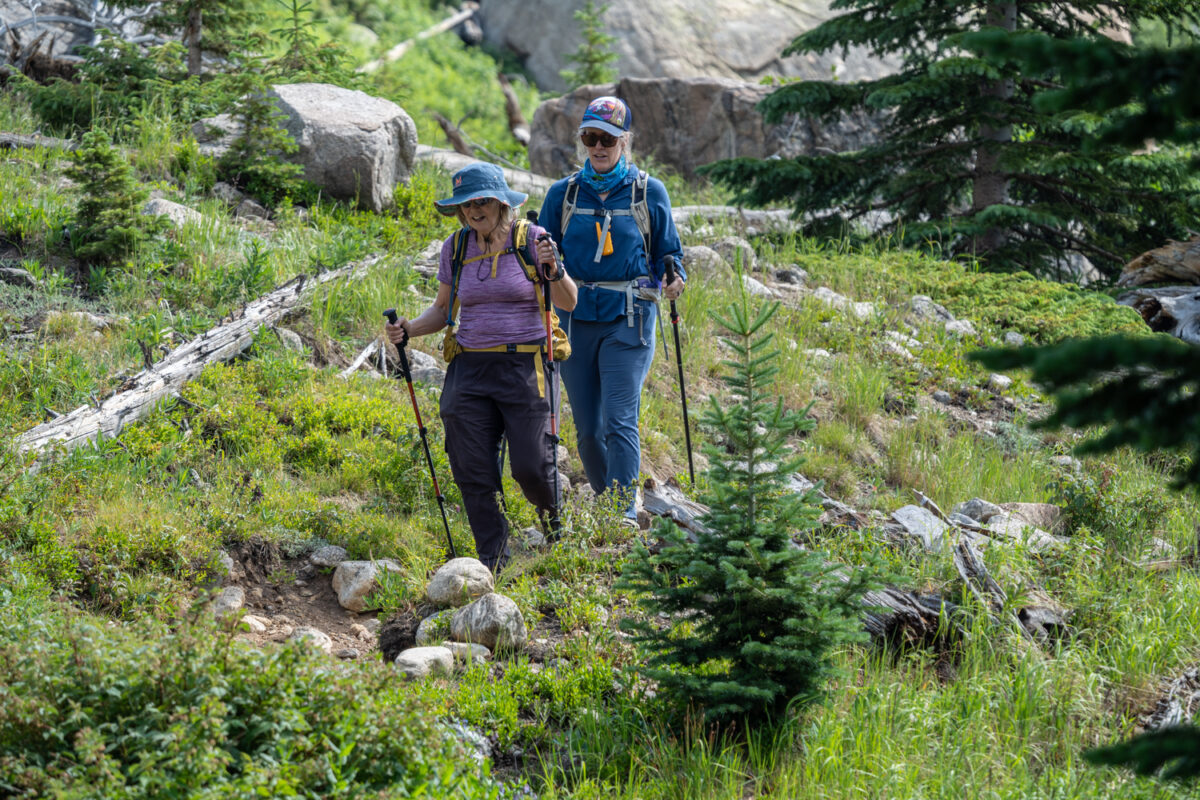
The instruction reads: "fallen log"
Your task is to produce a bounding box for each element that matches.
[497,73,530,147]
[16,257,378,460]
[357,2,479,74]
[431,112,473,157]
[415,145,554,196]
[1118,286,1200,345]
[0,132,76,152]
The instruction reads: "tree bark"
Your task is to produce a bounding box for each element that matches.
[357,3,479,74]
[184,4,203,77]
[497,72,530,147]
[972,2,1016,258]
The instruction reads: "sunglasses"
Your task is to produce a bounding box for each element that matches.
[460,197,496,208]
[580,131,619,148]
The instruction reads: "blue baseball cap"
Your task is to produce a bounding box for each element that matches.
[578,96,632,138]
[433,163,528,216]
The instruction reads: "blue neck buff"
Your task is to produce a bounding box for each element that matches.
[581,156,629,193]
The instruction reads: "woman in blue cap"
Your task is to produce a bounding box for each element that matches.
[386,162,577,571]
[539,96,685,526]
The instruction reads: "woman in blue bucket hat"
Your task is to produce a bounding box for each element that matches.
[386,162,577,571]
[539,96,685,526]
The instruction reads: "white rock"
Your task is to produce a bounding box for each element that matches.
[288,626,333,653]
[890,505,950,552]
[450,593,527,651]
[987,373,1013,392]
[426,557,495,607]
[331,559,402,612]
[238,614,269,634]
[1003,331,1026,347]
[362,618,382,634]
[443,641,492,664]
[394,646,454,679]
[143,197,201,227]
[415,609,456,646]
[211,586,245,618]
[742,274,776,297]
[986,513,1066,553]
[309,545,348,568]
[945,319,976,337]
[953,498,1003,524]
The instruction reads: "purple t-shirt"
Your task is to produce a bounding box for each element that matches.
[438,225,547,350]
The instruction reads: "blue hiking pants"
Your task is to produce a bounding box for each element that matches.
[558,299,657,516]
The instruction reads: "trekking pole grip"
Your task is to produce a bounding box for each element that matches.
[664,254,677,285]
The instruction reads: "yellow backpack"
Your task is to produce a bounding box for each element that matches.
[441,218,571,365]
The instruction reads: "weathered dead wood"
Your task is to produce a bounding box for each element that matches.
[1119,236,1200,287]
[357,2,479,74]
[16,258,378,460]
[415,145,555,196]
[497,72,530,147]
[340,338,382,379]
[0,131,76,152]
[642,476,708,536]
[1144,666,1200,731]
[1118,286,1200,344]
[641,475,956,646]
[431,112,473,157]
[672,205,798,232]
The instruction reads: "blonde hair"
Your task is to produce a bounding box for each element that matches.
[453,200,518,228]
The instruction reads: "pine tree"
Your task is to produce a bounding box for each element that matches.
[113,0,261,77]
[972,38,1200,784]
[560,1,619,89]
[617,292,873,729]
[65,129,163,271]
[702,2,1199,280]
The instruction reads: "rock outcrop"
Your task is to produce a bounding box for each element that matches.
[476,0,896,94]
[529,77,879,178]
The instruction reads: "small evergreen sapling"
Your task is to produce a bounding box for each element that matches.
[618,292,873,728]
[561,1,619,89]
[65,129,163,271]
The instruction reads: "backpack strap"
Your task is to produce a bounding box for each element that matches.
[446,227,471,329]
[558,170,653,273]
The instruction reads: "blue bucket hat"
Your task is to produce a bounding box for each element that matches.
[578,96,632,138]
[434,162,528,216]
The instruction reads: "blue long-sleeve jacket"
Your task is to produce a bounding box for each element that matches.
[539,167,685,323]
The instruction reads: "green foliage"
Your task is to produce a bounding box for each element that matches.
[618,291,873,728]
[65,129,164,272]
[268,0,361,86]
[972,334,1200,488]
[971,31,1200,160]
[12,37,188,133]
[1086,726,1200,783]
[0,614,493,797]
[702,1,1200,281]
[1051,464,1170,546]
[214,62,308,204]
[561,1,620,89]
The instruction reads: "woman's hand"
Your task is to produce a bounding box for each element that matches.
[664,274,685,301]
[535,235,561,280]
[385,318,412,347]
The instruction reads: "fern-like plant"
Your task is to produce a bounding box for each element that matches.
[618,290,873,728]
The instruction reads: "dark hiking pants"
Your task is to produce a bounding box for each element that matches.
[440,349,557,570]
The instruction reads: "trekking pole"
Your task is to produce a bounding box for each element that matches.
[663,256,695,485]
[529,211,562,538]
[383,309,456,559]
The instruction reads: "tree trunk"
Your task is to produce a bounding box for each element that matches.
[972,1,1016,258]
[184,4,203,77]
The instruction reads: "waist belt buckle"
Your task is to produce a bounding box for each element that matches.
[505,343,518,354]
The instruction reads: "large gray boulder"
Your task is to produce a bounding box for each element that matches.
[268,83,418,213]
[529,77,879,178]
[476,0,896,94]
